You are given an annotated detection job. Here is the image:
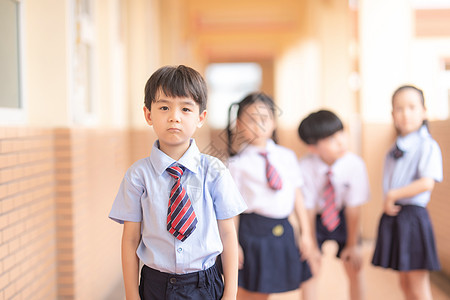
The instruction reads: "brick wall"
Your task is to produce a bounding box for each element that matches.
[428,120,450,278]
[0,127,135,300]
[54,128,131,299]
[0,128,57,300]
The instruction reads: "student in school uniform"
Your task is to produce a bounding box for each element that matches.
[109,65,247,300]
[297,109,370,300]
[372,85,442,300]
[226,92,313,300]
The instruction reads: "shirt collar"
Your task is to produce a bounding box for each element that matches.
[150,139,201,176]
[396,125,429,152]
[240,139,276,155]
[312,152,349,175]
[312,153,333,175]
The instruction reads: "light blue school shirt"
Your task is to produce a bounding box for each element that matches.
[109,139,247,274]
[383,125,443,207]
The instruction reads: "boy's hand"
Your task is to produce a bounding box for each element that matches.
[238,244,244,270]
[384,190,401,216]
[341,245,362,271]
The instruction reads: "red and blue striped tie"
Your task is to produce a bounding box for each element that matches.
[166,165,198,242]
[321,170,340,232]
[259,152,283,191]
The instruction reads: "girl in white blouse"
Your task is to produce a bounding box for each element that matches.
[226,92,313,300]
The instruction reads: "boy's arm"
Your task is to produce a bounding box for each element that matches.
[341,205,362,270]
[384,177,435,215]
[122,221,142,300]
[344,205,361,248]
[218,218,239,300]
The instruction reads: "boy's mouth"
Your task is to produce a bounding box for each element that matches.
[168,127,181,132]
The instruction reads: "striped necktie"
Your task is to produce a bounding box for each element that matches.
[321,170,340,232]
[166,165,198,242]
[259,152,283,191]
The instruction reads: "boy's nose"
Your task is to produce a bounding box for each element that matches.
[169,110,181,122]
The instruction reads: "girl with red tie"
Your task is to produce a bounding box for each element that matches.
[226,92,313,300]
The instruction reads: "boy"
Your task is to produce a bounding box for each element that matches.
[109,65,247,300]
[297,110,370,300]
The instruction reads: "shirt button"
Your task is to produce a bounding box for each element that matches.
[169,277,177,284]
[177,247,183,253]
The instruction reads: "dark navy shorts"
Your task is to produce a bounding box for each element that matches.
[139,263,224,300]
[316,209,348,257]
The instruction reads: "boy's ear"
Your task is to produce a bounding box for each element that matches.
[143,106,152,126]
[197,110,207,128]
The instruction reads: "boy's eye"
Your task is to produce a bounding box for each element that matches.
[160,106,169,111]
[182,107,192,112]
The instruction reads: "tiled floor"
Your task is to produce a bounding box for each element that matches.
[269,240,450,300]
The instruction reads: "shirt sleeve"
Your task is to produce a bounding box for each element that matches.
[345,157,370,207]
[211,161,247,220]
[418,140,443,182]
[298,161,316,210]
[109,170,144,224]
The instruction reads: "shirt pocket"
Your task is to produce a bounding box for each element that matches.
[186,185,202,204]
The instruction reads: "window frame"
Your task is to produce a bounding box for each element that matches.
[0,0,26,125]
[69,0,99,126]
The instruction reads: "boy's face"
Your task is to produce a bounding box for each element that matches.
[144,91,206,156]
[309,130,347,166]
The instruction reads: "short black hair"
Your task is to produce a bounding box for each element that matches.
[144,65,207,113]
[298,110,343,145]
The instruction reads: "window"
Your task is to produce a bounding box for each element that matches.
[70,0,98,125]
[0,0,25,124]
[205,63,262,129]
[439,58,450,119]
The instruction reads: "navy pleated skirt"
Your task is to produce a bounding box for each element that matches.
[371,205,440,271]
[238,213,312,293]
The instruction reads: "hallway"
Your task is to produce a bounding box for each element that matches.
[270,240,450,300]
[1,1,450,299]
[109,240,450,300]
